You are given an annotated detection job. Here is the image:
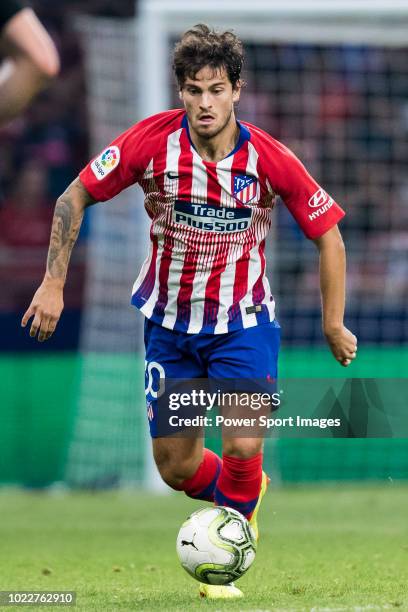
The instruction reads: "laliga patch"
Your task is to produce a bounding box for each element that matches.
[91,146,120,180]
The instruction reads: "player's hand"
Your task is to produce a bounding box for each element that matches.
[21,277,64,342]
[324,325,358,367]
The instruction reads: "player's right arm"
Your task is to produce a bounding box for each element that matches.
[21,112,172,341]
[21,178,95,342]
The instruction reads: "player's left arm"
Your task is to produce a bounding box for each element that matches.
[313,225,357,367]
[263,137,358,366]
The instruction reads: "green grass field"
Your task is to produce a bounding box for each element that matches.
[0,485,407,611]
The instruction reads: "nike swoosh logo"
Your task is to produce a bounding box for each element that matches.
[167,171,180,179]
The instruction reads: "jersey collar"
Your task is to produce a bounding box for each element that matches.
[181,113,250,161]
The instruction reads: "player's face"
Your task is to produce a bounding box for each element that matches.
[180,66,241,140]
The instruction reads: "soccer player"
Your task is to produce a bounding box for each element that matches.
[22,24,357,599]
[0,0,60,125]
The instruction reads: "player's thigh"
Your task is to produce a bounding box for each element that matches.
[144,318,206,438]
[208,320,281,381]
[144,317,205,380]
[208,323,280,453]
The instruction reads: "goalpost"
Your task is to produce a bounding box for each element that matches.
[65,1,408,490]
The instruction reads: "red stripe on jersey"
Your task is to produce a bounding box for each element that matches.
[204,162,222,205]
[234,249,250,300]
[153,136,167,194]
[153,234,174,319]
[226,142,252,325]
[228,252,250,325]
[176,131,195,325]
[177,130,193,202]
[151,137,172,320]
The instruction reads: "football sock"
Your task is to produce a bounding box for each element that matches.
[177,448,222,502]
[214,452,263,520]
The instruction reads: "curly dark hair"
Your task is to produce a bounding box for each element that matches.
[173,24,244,90]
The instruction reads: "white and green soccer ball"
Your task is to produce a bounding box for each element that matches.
[176,506,257,585]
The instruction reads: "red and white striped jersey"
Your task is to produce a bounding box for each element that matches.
[79,109,345,334]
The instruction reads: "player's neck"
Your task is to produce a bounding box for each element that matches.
[189,113,240,163]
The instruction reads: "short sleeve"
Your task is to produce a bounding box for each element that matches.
[79,121,152,202]
[272,147,345,240]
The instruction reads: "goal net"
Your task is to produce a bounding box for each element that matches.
[65,16,151,488]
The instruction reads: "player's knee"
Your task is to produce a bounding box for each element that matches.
[223,438,263,459]
[153,448,200,489]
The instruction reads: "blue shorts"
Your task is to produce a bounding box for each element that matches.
[144,318,281,437]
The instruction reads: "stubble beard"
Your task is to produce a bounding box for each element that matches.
[194,107,234,141]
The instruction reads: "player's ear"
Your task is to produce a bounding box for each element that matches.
[232,81,242,104]
[178,88,183,101]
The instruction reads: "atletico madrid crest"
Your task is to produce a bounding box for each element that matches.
[233,174,258,204]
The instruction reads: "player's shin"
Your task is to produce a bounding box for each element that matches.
[214,451,263,520]
[176,448,222,502]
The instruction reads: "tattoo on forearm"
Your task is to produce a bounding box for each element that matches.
[47,181,87,280]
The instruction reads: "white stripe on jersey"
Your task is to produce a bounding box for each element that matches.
[186,154,235,333]
[132,157,156,304]
[191,146,209,204]
[163,128,182,197]
[238,142,262,328]
[204,154,235,334]
[158,129,185,329]
[163,145,209,330]
[239,242,262,328]
[160,252,185,328]
[213,241,241,334]
[238,244,275,326]
[184,148,210,333]
[263,279,276,320]
[216,154,236,207]
[139,235,164,318]
[132,238,154,297]
[140,131,181,319]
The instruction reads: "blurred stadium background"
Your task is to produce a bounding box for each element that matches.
[1,0,407,492]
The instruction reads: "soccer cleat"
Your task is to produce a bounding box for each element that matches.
[199,582,243,599]
[249,470,270,542]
